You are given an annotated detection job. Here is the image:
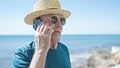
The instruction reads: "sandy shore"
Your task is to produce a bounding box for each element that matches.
[70,46,120,68]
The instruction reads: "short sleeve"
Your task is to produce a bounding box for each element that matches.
[12,47,30,68]
[12,41,34,68]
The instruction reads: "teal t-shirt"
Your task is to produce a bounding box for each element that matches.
[12,41,71,68]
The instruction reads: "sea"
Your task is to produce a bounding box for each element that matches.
[0,35,120,68]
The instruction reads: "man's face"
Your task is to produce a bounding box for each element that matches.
[40,14,64,43]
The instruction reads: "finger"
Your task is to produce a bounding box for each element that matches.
[48,27,54,35]
[36,22,44,32]
[35,25,42,35]
[36,25,45,35]
[42,26,49,34]
[42,23,51,34]
[39,25,44,32]
[36,24,41,32]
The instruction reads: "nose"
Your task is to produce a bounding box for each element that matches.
[55,20,62,27]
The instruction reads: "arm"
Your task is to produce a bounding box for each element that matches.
[29,50,48,68]
[29,24,54,68]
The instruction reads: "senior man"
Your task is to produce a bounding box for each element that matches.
[12,0,71,68]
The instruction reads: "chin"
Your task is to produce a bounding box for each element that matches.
[51,33,61,43]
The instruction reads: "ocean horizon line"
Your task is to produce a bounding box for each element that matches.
[0,34,120,36]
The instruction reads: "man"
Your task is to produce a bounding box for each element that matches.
[12,0,71,68]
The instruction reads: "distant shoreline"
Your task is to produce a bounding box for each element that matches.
[0,34,120,36]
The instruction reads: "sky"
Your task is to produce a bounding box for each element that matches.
[0,0,120,35]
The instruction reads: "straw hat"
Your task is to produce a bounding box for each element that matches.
[24,0,71,25]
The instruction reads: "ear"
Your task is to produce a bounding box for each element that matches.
[33,18,42,30]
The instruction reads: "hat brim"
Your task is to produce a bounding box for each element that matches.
[24,9,71,25]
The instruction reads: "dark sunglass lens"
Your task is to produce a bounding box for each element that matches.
[61,18,66,25]
[51,16,57,24]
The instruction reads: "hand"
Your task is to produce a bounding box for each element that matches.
[34,24,54,52]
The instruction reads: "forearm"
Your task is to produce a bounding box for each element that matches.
[29,23,53,68]
[29,50,48,68]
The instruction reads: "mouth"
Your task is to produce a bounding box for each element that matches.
[53,31,61,34]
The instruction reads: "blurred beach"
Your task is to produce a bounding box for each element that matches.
[0,35,120,68]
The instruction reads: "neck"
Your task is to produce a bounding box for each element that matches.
[50,42,58,49]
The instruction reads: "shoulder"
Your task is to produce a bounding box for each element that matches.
[58,42,70,58]
[12,41,35,67]
[13,41,35,61]
[15,41,35,54]
[58,42,68,48]
[58,42,69,52]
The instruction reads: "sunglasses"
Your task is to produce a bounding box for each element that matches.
[33,16,66,30]
[50,16,66,25]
